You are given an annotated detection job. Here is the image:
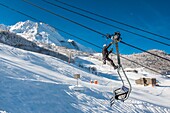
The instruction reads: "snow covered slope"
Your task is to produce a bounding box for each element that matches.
[0,20,94,53]
[0,43,170,113]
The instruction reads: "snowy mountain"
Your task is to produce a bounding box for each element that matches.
[0,20,94,53]
[0,43,170,113]
[0,24,8,31]
[121,50,170,74]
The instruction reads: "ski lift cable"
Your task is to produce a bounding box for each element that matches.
[0,3,37,21]
[0,2,165,75]
[21,0,170,62]
[53,0,170,41]
[118,55,162,74]
[42,0,170,47]
[120,41,170,62]
[22,0,104,36]
[0,2,100,49]
[0,3,101,49]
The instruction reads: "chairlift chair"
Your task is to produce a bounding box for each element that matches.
[109,32,132,106]
[114,85,129,101]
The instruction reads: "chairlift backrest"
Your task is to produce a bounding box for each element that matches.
[122,86,129,92]
[114,86,130,101]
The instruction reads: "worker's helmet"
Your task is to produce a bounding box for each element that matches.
[103,44,106,47]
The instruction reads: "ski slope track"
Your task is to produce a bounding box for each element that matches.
[0,43,170,113]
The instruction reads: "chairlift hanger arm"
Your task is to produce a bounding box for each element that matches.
[107,32,132,106]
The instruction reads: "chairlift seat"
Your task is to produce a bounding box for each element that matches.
[114,86,129,101]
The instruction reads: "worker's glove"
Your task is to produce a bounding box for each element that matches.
[110,48,113,53]
[106,34,111,39]
[110,41,114,44]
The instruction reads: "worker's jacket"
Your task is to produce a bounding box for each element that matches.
[102,43,112,59]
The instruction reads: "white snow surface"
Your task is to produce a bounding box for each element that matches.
[0,43,170,113]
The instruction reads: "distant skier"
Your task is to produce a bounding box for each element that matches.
[102,42,118,69]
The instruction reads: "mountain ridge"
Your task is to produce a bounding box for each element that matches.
[0,20,94,53]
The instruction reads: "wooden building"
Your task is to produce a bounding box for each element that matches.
[135,78,156,86]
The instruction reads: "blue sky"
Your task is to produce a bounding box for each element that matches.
[0,0,169,54]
